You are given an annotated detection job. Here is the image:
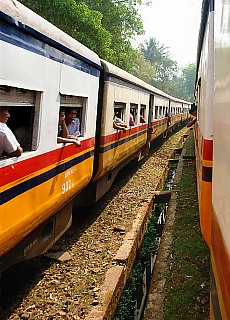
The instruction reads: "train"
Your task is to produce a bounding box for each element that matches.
[194,0,230,318]
[0,0,190,273]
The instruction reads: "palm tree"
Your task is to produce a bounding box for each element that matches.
[139,37,169,65]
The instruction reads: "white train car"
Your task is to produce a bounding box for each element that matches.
[212,0,230,318]
[195,0,230,318]
[0,0,101,272]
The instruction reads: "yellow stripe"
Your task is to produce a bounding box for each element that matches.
[0,157,93,255]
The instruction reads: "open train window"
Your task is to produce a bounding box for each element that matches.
[159,106,163,118]
[114,102,126,122]
[140,104,147,123]
[154,106,158,119]
[130,103,138,124]
[165,107,169,117]
[60,95,87,136]
[0,85,40,152]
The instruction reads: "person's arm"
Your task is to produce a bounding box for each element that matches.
[61,121,68,138]
[140,115,146,123]
[59,113,68,138]
[113,121,127,132]
[57,136,81,147]
[187,117,197,127]
[7,146,23,157]
[2,129,23,157]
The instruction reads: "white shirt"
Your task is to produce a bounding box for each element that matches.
[67,118,80,136]
[0,123,20,157]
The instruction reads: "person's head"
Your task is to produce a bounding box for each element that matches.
[189,103,197,117]
[65,108,77,125]
[0,106,10,123]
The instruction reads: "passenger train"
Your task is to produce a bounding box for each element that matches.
[195,0,230,318]
[0,0,190,273]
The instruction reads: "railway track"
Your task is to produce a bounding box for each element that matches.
[0,126,189,320]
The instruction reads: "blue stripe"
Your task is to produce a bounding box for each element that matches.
[0,11,101,77]
[0,150,94,206]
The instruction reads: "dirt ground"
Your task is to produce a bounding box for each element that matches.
[1,127,193,320]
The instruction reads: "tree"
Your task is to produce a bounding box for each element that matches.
[171,63,196,101]
[180,63,196,101]
[139,38,169,66]
[130,54,156,83]
[139,37,178,93]
[154,57,178,91]
[18,0,148,71]
[18,0,113,58]
[82,0,145,70]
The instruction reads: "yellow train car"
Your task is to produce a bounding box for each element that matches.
[0,0,101,272]
[75,60,191,205]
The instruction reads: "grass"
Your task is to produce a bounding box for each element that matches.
[163,131,210,320]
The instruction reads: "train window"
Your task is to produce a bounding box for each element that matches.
[159,106,163,118]
[130,103,138,124]
[140,104,147,123]
[60,95,87,136]
[114,102,126,122]
[165,107,169,116]
[154,106,158,119]
[0,85,40,152]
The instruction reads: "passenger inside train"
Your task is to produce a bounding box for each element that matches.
[113,112,127,132]
[57,108,81,146]
[140,115,146,123]
[187,103,197,127]
[65,107,81,137]
[129,112,135,126]
[0,106,23,158]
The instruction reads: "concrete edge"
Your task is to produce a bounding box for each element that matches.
[86,132,189,320]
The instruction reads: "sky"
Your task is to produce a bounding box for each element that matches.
[134,0,203,68]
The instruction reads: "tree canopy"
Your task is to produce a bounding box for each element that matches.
[18,0,146,71]
[138,37,178,92]
[18,0,195,100]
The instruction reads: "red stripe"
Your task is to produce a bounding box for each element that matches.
[101,125,147,145]
[1,137,95,187]
[203,139,213,161]
[151,118,167,126]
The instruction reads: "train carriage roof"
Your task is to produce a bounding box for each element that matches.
[101,59,191,105]
[0,0,101,68]
[101,59,170,98]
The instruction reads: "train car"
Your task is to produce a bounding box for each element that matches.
[0,0,101,272]
[149,95,190,142]
[195,0,230,318]
[0,0,190,272]
[74,60,190,205]
[194,0,214,250]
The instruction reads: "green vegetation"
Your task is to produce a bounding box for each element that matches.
[18,0,145,71]
[114,211,158,320]
[18,0,195,100]
[163,132,210,319]
[136,37,196,100]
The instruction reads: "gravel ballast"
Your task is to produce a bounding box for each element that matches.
[1,127,188,320]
